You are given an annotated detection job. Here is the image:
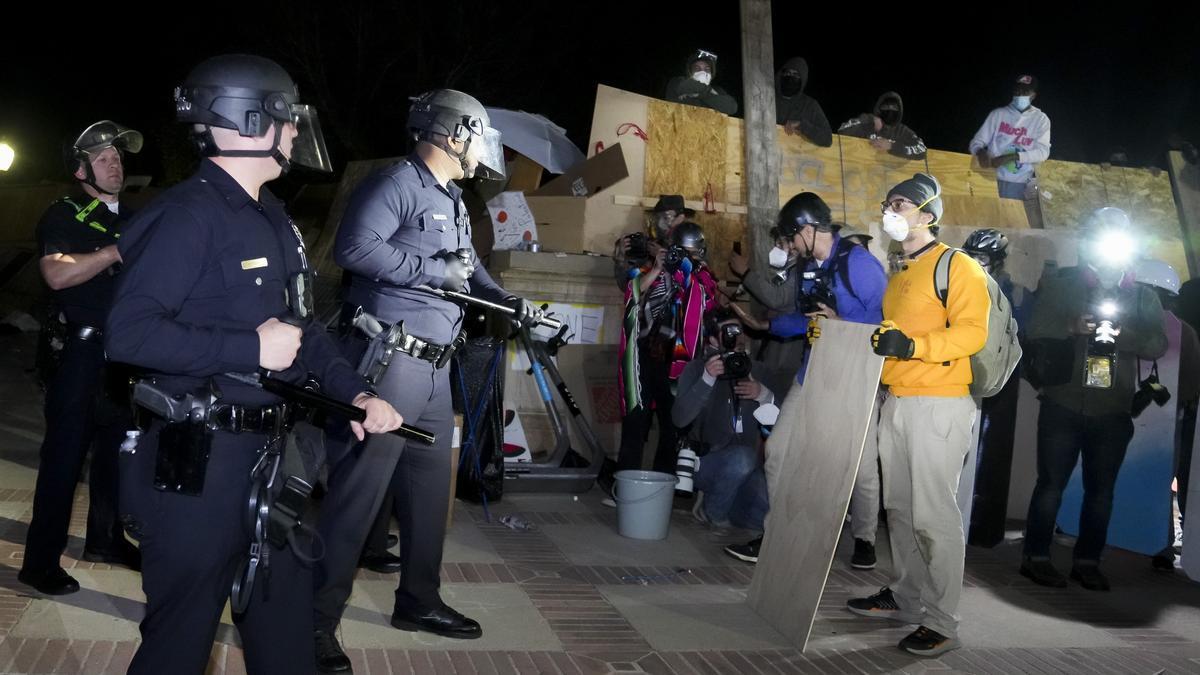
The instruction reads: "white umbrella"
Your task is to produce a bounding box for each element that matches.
[485,107,585,174]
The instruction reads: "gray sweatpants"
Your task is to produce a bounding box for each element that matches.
[877,394,977,638]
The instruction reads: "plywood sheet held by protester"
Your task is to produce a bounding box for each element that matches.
[749,319,883,650]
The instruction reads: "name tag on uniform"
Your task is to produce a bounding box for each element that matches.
[431,214,448,221]
[241,257,269,270]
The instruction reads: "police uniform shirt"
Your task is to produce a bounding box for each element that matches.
[334,154,511,345]
[36,193,129,327]
[106,160,365,406]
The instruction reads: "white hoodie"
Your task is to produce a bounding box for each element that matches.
[969,103,1051,185]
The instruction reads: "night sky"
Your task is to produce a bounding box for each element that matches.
[1,3,1196,189]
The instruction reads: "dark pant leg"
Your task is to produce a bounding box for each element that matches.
[969,372,1020,547]
[616,406,652,472]
[647,358,678,475]
[86,413,129,550]
[1074,413,1135,563]
[313,355,434,631]
[362,487,395,556]
[393,365,455,609]
[237,540,317,675]
[1179,401,1196,523]
[126,427,260,675]
[1024,401,1085,559]
[23,339,103,572]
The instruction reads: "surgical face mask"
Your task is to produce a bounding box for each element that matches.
[779,75,803,97]
[692,70,713,86]
[879,109,902,126]
[882,211,910,241]
[1012,95,1032,111]
[768,246,789,268]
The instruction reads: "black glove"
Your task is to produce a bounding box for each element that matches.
[871,323,915,359]
[504,296,543,328]
[436,250,474,292]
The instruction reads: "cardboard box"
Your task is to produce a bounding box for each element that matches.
[524,144,638,254]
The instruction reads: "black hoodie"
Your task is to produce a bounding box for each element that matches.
[775,57,833,147]
[665,55,738,115]
[838,92,927,160]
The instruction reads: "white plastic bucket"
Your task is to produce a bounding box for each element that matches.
[613,470,677,540]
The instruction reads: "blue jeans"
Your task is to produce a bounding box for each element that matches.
[997,179,1027,200]
[695,445,768,531]
[1023,400,1134,563]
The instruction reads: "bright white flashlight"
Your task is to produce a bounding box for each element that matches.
[1098,301,1118,318]
[1093,231,1135,268]
[0,143,14,172]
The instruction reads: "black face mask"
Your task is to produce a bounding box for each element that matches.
[780,76,803,97]
[879,109,902,126]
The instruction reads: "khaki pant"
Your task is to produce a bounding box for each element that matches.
[849,395,882,544]
[878,394,977,638]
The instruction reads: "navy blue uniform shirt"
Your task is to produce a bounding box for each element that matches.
[335,154,510,344]
[36,194,130,327]
[106,160,366,406]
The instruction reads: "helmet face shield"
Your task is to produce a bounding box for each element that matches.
[74,121,143,156]
[470,126,505,180]
[288,104,333,173]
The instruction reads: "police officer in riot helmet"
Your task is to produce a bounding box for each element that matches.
[19,121,144,597]
[316,88,541,671]
[105,54,402,675]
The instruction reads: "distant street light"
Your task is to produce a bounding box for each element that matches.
[0,142,14,171]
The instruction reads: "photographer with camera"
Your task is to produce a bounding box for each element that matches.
[1021,208,1167,592]
[612,194,694,290]
[672,308,773,531]
[614,220,720,484]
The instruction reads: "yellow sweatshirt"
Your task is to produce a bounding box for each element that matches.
[881,242,990,397]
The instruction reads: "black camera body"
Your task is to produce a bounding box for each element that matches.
[1131,366,1171,418]
[664,244,689,271]
[626,232,650,264]
[717,323,752,380]
[798,280,838,315]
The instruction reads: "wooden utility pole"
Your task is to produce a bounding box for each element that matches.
[740,0,778,273]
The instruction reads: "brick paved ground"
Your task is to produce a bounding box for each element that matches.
[0,334,1198,674]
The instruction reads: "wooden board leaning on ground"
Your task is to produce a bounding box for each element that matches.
[749,319,884,651]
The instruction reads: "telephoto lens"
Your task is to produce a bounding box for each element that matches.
[675,445,700,497]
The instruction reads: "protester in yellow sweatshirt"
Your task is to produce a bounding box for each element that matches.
[845,173,988,659]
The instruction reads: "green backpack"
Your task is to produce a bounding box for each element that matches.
[933,249,1023,398]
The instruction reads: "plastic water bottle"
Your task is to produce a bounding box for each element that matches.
[120,430,141,454]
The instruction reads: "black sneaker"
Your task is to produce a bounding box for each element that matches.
[899,625,961,657]
[1070,564,1110,591]
[1019,559,1067,588]
[724,537,762,563]
[846,587,923,623]
[851,538,876,570]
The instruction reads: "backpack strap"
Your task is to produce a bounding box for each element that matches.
[833,237,860,302]
[933,248,957,309]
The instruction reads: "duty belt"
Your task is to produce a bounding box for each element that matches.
[339,303,463,369]
[68,324,103,342]
[208,403,295,435]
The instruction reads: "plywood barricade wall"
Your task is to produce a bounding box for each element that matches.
[588,84,1190,285]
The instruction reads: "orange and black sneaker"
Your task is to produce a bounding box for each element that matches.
[846,587,923,623]
[899,625,961,657]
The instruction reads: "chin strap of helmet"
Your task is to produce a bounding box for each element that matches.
[193,124,291,173]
